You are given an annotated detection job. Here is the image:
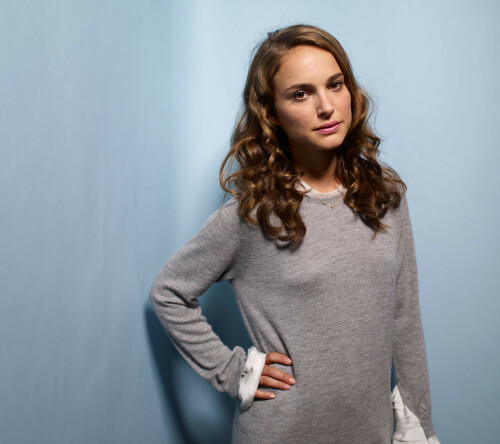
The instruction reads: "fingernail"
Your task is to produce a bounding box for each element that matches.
[270,393,275,398]
[284,383,291,389]
[289,377,296,384]
[285,358,292,364]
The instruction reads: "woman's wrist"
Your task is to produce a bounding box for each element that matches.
[238,346,266,410]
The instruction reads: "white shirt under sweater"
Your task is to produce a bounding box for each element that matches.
[238,179,441,444]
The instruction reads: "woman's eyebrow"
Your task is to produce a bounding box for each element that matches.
[283,72,344,93]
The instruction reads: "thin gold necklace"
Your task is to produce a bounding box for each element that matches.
[299,178,345,209]
[313,189,345,209]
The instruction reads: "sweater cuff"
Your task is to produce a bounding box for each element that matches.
[392,385,439,443]
[238,346,266,410]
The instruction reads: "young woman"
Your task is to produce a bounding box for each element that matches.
[149,24,441,444]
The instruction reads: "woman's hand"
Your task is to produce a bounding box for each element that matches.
[254,352,296,399]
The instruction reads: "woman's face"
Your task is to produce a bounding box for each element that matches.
[272,45,352,155]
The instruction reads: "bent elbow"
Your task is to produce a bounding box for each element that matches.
[148,281,163,308]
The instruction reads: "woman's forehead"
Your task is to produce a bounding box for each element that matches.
[273,45,342,89]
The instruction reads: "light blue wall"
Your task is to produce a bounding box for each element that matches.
[1,1,499,443]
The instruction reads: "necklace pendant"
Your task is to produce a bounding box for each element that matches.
[313,189,345,210]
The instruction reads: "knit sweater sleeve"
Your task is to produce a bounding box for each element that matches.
[148,199,248,401]
[392,194,437,439]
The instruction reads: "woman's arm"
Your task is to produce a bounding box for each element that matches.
[392,194,440,442]
[149,199,248,401]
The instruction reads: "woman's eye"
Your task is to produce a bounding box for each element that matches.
[293,90,307,100]
[330,81,344,90]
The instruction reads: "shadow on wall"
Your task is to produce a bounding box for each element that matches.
[145,280,252,444]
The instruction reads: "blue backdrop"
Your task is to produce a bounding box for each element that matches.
[1,1,499,443]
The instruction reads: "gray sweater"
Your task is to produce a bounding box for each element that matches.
[149,187,436,444]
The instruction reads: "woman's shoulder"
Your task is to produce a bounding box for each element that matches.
[378,182,410,232]
[383,188,413,240]
[199,195,243,235]
[383,178,409,212]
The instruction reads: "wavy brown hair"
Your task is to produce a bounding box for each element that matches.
[219,24,406,245]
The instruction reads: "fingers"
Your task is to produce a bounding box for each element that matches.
[253,352,296,400]
[260,374,293,390]
[254,388,276,399]
[253,373,295,400]
[261,364,296,386]
[265,352,293,366]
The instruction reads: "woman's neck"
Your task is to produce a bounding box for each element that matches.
[291,147,341,193]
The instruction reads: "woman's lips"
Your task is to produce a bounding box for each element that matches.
[315,121,341,134]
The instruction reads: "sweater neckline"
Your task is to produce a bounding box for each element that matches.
[297,178,345,200]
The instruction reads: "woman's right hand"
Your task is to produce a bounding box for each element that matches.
[254,352,296,399]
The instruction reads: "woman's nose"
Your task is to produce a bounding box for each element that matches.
[317,91,334,117]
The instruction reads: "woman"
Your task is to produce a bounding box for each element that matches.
[149,24,440,444]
